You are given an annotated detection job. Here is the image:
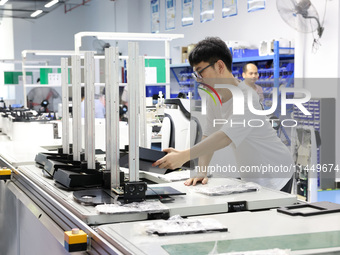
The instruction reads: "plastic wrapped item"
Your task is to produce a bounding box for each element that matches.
[158,170,191,182]
[96,200,169,214]
[143,215,228,236]
[194,182,260,196]
[158,170,212,182]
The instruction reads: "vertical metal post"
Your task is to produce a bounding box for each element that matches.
[84,52,96,169]
[22,53,27,108]
[274,40,280,117]
[273,41,280,89]
[72,55,82,161]
[139,56,147,148]
[128,42,139,182]
[105,47,121,189]
[165,40,170,99]
[61,58,70,154]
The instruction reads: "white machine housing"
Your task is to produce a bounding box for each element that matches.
[161,99,201,151]
[291,125,318,202]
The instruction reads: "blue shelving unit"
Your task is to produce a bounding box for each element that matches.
[170,41,294,96]
[170,41,295,145]
[171,42,294,108]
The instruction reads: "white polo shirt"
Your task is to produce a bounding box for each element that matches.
[203,81,293,190]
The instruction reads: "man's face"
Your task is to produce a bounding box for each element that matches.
[193,61,219,87]
[193,61,217,79]
[193,60,236,89]
[242,64,259,86]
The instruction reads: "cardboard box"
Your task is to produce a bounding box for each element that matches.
[181,47,188,63]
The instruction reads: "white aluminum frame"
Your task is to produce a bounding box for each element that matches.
[21,50,90,108]
[74,32,184,99]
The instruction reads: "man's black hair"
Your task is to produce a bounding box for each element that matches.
[188,37,233,72]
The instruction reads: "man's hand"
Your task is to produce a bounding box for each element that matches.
[184,176,209,186]
[152,148,189,170]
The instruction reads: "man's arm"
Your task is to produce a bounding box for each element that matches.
[184,136,214,185]
[153,131,232,171]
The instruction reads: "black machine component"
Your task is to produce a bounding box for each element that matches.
[151,224,228,236]
[73,186,186,206]
[35,152,87,177]
[146,186,186,198]
[35,146,189,203]
[72,189,117,205]
[278,201,340,216]
[119,105,128,121]
[124,181,147,203]
[9,108,57,122]
[53,168,103,188]
[35,151,102,189]
[0,97,6,110]
[119,147,194,175]
[152,125,161,133]
[147,211,170,220]
[102,170,125,189]
[228,201,247,212]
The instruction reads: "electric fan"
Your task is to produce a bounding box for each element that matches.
[276,0,324,38]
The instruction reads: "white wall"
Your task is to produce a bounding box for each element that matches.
[11,0,295,62]
[295,0,339,79]
[138,0,295,63]
[0,17,14,59]
[12,0,117,61]
[0,15,14,101]
[294,0,340,170]
[7,0,340,167]
[11,0,159,62]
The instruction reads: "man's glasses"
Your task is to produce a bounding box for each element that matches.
[191,62,216,80]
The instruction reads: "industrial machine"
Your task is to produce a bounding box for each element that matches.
[291,126,320,202]
[0,107,59,144]
[97,202,340,254]
[0,33,316,255]
[161,98,202,151]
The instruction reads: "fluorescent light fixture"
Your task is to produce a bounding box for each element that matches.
[0,0,9,6]
[45,0,59,8]
[35,51,76,56]
[32,50,94,56]
[31,10,43,18]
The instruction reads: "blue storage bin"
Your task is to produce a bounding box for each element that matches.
[146,86,166,98]
[233,49,259,58]
[286,63,294,72]
[244,49,259,57]
[233,49,243,58]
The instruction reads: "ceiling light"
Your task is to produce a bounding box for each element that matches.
[45,0,59,8]
[0,0,9,6]
[31,10,43,18]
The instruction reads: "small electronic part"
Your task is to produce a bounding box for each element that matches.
[112,186,124,195]
[124,181,147,203]
[0,168,11,180]
[64,228,88,252]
